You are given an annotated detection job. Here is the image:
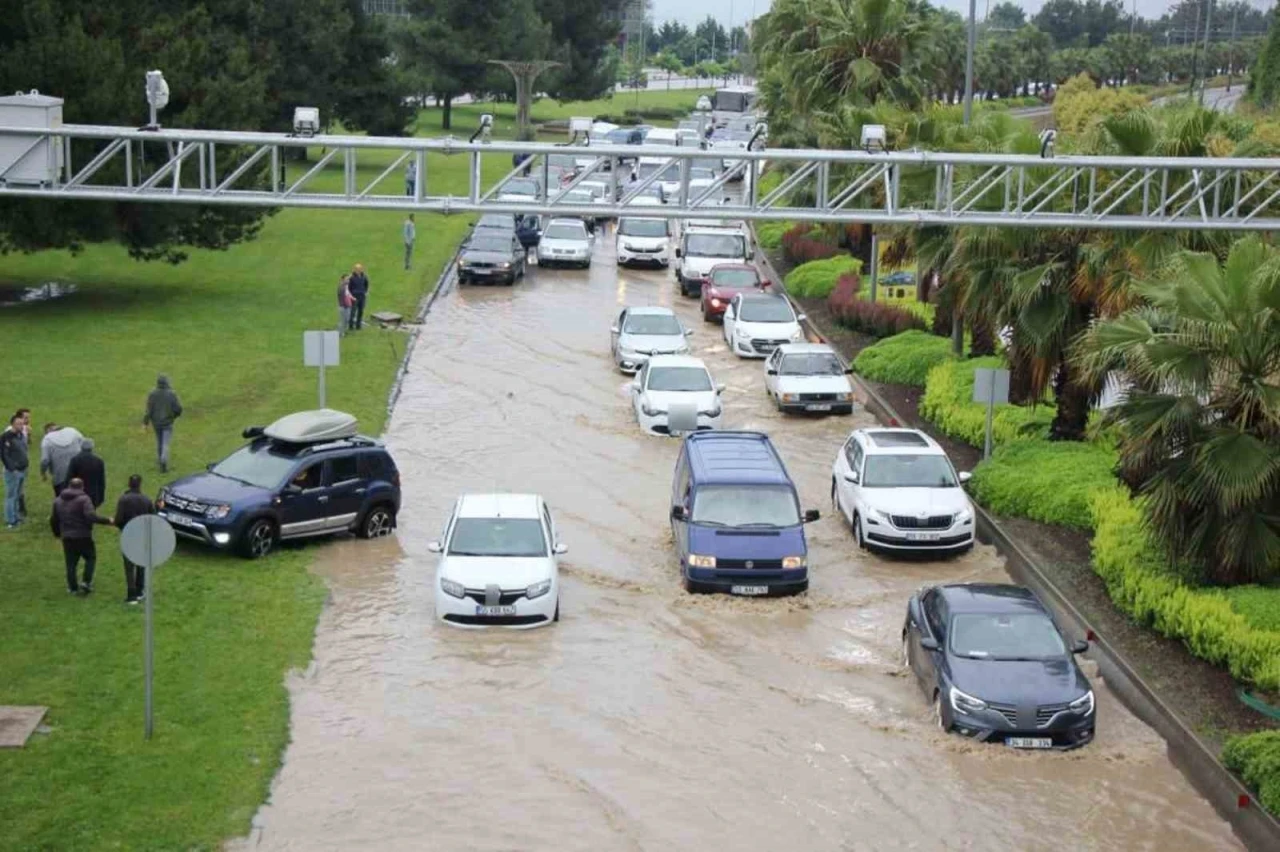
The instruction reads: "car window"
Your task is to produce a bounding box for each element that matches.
[467,235,514,253]
[357,452,386,481]
[447,518,548,557]
[212,442,298,490]
[711,268,758,289]
[738,298,795,323]
[623,313,681,335]
[862,455,957,488]
[504,178,539,196]
[291,463,323,491]
[950,613,1067,660]
[684,234,744,258]
[330,454,359,484]
[543,223,586,240]
[780,353,843,376]
[618,219,668,238]
[675,451,691,506]
[924,590,945,638]
[542,504,555,542]
[647,367,712,392]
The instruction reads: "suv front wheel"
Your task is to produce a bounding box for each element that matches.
[240,518,278,559]
[359,504,396,539]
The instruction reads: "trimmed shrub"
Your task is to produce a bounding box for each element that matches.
[919,358,1053,447]
[852,330,954,386]
[968,440,1120,530]
[1223,731,1280,817]
[756,220,794,251]
[1089,489,1280,692]
[785,255,860,298]
[781,224,841,265]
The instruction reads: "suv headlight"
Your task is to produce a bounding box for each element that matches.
[950,686,987,715]
[527,579,552,599]
[206,504,232,520]
[790,327,805,341]
[956,508,974,524]
[1068,690,1095,715]
[781,556,806,569]
[440,578,465,599]
[867,507,891,523]
[688,554,716,568]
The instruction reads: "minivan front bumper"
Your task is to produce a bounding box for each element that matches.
[684,565,809,596]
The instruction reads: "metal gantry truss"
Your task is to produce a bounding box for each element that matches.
[5,123,1280,231]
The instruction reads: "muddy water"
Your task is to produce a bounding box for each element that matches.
[234,234,1241,851]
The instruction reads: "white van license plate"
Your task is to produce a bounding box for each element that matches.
[1006,737,1053,749]
[730,585,769,596]
[475,605,517,616]
[906,532,940,542]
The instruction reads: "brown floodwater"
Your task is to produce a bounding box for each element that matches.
[230,232,1241,851]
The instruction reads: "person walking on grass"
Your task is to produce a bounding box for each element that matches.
[40,422,83,497]
[404,214,416,271]
[51,476,114,595]
[143,374,183,473]
[347,263,369,330]
[67,438,106,508]
[2,413,28,529]
[114,474,154,604]
[337,274,355,337]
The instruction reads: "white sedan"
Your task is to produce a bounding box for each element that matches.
[430,493,566,629]
[630,355,725,436]
[536,218,593,268]
[723,292,806,358]
[765,343,855,414]
[611,306,692,373]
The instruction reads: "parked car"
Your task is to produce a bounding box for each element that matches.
[675,227,752,298]
[430,493,565,629]
[722,293,805,358]
[765,344,855,414]
[830,427,975,554]
[616,216,672,268]
[700,263,770,322]
[630,355,724,436]
[536,218,593,268]
[156,410,400,559]
[611,306,692,373]
[902,583,1096,749]
[669,431,819,595]
[458,231,526,285]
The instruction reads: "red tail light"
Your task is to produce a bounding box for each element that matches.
[1086,629,1097,641]
[1238,794,1251,809]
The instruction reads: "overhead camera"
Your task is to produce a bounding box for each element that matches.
[860,124,887,153]
[293,107,320,137]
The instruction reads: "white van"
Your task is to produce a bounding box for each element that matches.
[675,226,753,298]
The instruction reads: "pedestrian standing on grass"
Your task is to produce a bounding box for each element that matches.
[347,263,369,330]
[114,474,154,604]
[143,374,183,473]
[337,274,354,336]
[40,422,84,497]
[2,414,28,529]
[404,214,416,271]
[67,438,106,508]
[51,477,114,595]
[405,160,417,197]
[14,408,31,519]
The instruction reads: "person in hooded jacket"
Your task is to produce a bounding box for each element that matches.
[40,422,84,496]
[2,413,28,529]
[143,373,183,473]
[67,438,106,508]
[51,477,115,595]
[114,474,155,603]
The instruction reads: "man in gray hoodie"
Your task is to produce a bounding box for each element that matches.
[40,422,84,497]
[143,374,183,473]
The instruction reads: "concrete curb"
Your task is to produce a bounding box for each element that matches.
[750,225,1280,852]
[384,244,462,419]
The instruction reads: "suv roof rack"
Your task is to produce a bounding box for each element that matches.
[296,435,380,456]
[263,409,358,444]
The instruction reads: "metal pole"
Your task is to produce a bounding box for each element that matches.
[318,361,327,408]
[1130,0,1137,35]
[963,0,977,125]
[1227,5,1239,91]
[144,532,153,740]
[868,233,880,303]
[1189,1,1202,97]
[1199,0,1214,105]
[984,379,995,460]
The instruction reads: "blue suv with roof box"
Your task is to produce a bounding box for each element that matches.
[669,431,819,596]
[156,410,400,560]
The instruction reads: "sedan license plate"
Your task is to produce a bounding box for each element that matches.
[475,605,517,616]
[730,585,769,596]
[1006,737,1054,749]
[805,403,832,412]
[905,532,941,542]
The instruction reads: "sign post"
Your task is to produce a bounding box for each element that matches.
[120,515,176,740]
[303,330,340,408]
[971,367,1010,461]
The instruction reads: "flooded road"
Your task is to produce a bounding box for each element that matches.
[234,232,1241,851]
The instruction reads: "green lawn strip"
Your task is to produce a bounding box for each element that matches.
[1223,585,1280,633]
[0,159,472,849]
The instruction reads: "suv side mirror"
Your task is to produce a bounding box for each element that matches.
[427,541,443,553]
[206,462,216,471]
[553,542,569,555]
[920,637,940,652]
[958,471,973,483]
[684,328,694,336]
[715,383,726,394]
[766,369,777,376]
[1071,638,1089,654]
[670,505,686,522]
[797,313,808,322]
[803,509,820,523]
[844,367,854,375]
[283,484,302,496]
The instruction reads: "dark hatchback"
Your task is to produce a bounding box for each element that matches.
[903,583,1096,749]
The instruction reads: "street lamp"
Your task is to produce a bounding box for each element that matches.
[144,70,169,130]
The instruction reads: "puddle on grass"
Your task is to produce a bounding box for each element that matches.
[0,281,78,307]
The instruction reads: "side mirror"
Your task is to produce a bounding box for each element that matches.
[920,637,940,652]
[958,471,973,484]
[844,367,854,374]
[766,369,777,376]
[610,325,620,334]
[427,541,443,553]
[715,383,726,394]
[1071,638,1089,654]
[674,247,682,258]
[797,313,808,321]
[844,472,860,485]
[283,484,303,496]
[803,509,821,523]
[760,280,771,288]
[629,381,640,392]
[670,505,687,522]
[684,328,694,336]
[746,250,755,260]
[553,542,569,555]
[206,462,216,471]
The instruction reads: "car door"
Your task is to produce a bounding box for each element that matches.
[765,349,782,395]
[722,295,738,345]
[632,361,648,419]
[611,308,628,355]
[277,461,328,538]
[322,453,365,532]
[917,590,946,688]
[834,436,863,524]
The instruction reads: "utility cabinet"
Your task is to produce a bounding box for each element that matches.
[0,90,64,186]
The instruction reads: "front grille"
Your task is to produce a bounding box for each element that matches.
[751,338,788,353]
[627,245,662,253]
[651,424,713,435]
[165,493,209,515]
[444,614,548,626]
[987,702,1019,727]
[716,558,784,571]
[799,393,837,402]
[466,261,496,269]
[891,514,953,529]
[1036,704,1069,728]
[463,589,527,606]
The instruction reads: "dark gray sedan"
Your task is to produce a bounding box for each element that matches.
[458,232,526,285]
[902,583,1096,749]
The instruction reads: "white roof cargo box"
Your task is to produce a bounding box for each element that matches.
[264,409,358,443]
[0,90,64,186]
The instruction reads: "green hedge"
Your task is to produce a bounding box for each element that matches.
[784,255,862,299]
[1223,731,1280,817]
[756,220,793,251]
[1224,585,1280,633]
[853,330,955,387]
[920,357,1053,447]
[1089,489,1280,692]
[969,440,1120,530]
[755,169,785,200]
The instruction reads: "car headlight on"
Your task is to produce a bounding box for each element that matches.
[780,393,799,403]
[688,554,716,568]
[498,262,512,269]
[711,298,722,308]
[440,578,465,599]
[1068,690,1095,715]
[527,579,552,599]
[206,504,232,520]
[950,686,988,715]
[781,556,806,569]
[459,259,472,267]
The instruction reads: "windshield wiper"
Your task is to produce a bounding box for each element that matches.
[213,472,257,487]
[731,522,786,529]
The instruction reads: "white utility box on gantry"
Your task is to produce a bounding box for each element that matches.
[0,90,63,186]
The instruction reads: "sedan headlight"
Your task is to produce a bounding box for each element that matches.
[641,403,662,417]
[440,578,465,599]
[950,686,988,715]
[1068,690,1095,715]
[780,393,799,403]
[688,554,717,568]
[835,392,852,402]
[781,555,806,569]
[206,504,232,520]
[459,259,472,267]
[498,262,512,269]
[527,579,552,599]
[735,326,751,338]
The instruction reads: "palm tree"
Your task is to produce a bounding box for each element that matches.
[1075,236,1280,586]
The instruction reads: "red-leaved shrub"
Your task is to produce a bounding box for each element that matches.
[781,223,840,265]
[829,297,927,338]
[826,272,862,312]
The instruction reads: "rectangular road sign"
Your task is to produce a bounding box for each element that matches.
[972,367,1010,405]
[303,330,340,367]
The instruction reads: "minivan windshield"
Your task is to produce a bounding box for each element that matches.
[624,313,682,335]
[780,353,843,376]
[738,298,795,323]
[647,366,711,392]
[684,234,744,258]
[212,443,298,490]
[692,485,800,528]
[618,218,667,237]
[862,454,958,488]
[950,613,1066,660]
[448,518,547,558]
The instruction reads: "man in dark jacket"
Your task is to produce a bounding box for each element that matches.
[143,373,183,473]
[67,438,106,508]
[2,413,28,529]
[51,477,115,594]
[114,474,155,603]
[347,263,369,330]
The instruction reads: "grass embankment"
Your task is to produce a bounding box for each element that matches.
[0,142,494,848]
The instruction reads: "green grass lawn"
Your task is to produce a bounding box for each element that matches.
[0,152,481,850]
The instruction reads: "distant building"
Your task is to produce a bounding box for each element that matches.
[363,0,408,16]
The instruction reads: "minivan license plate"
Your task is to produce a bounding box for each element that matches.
[475,605,517,616]
[1006,737,1053,749]
[730,585,769,596]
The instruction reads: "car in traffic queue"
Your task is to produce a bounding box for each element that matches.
[675,227,753,298]
[536,218,593,268]
[610,306,693,373]
[156,410,400,560]
[670,431,819,596]
[765,343,855,415]
[903,583,1097,749]
[700,263,771,322]
[497,175,542,201]
[616,216,673,268]
[457,231,527,285]
[831,428,975,554]
[630,355,724,436]
[722,292,806,358]
[431,493,565,628]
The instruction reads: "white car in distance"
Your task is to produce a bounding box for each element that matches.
[431,493,566,628]
[611,306,692,373]
[765,343,855,414]
[631,355,725,436]
[831,428,975,555]
[616,217,672,268]
[536,218,593,268]
[723,293,806,358]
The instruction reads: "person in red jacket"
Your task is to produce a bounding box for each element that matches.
[51,477,115,595]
